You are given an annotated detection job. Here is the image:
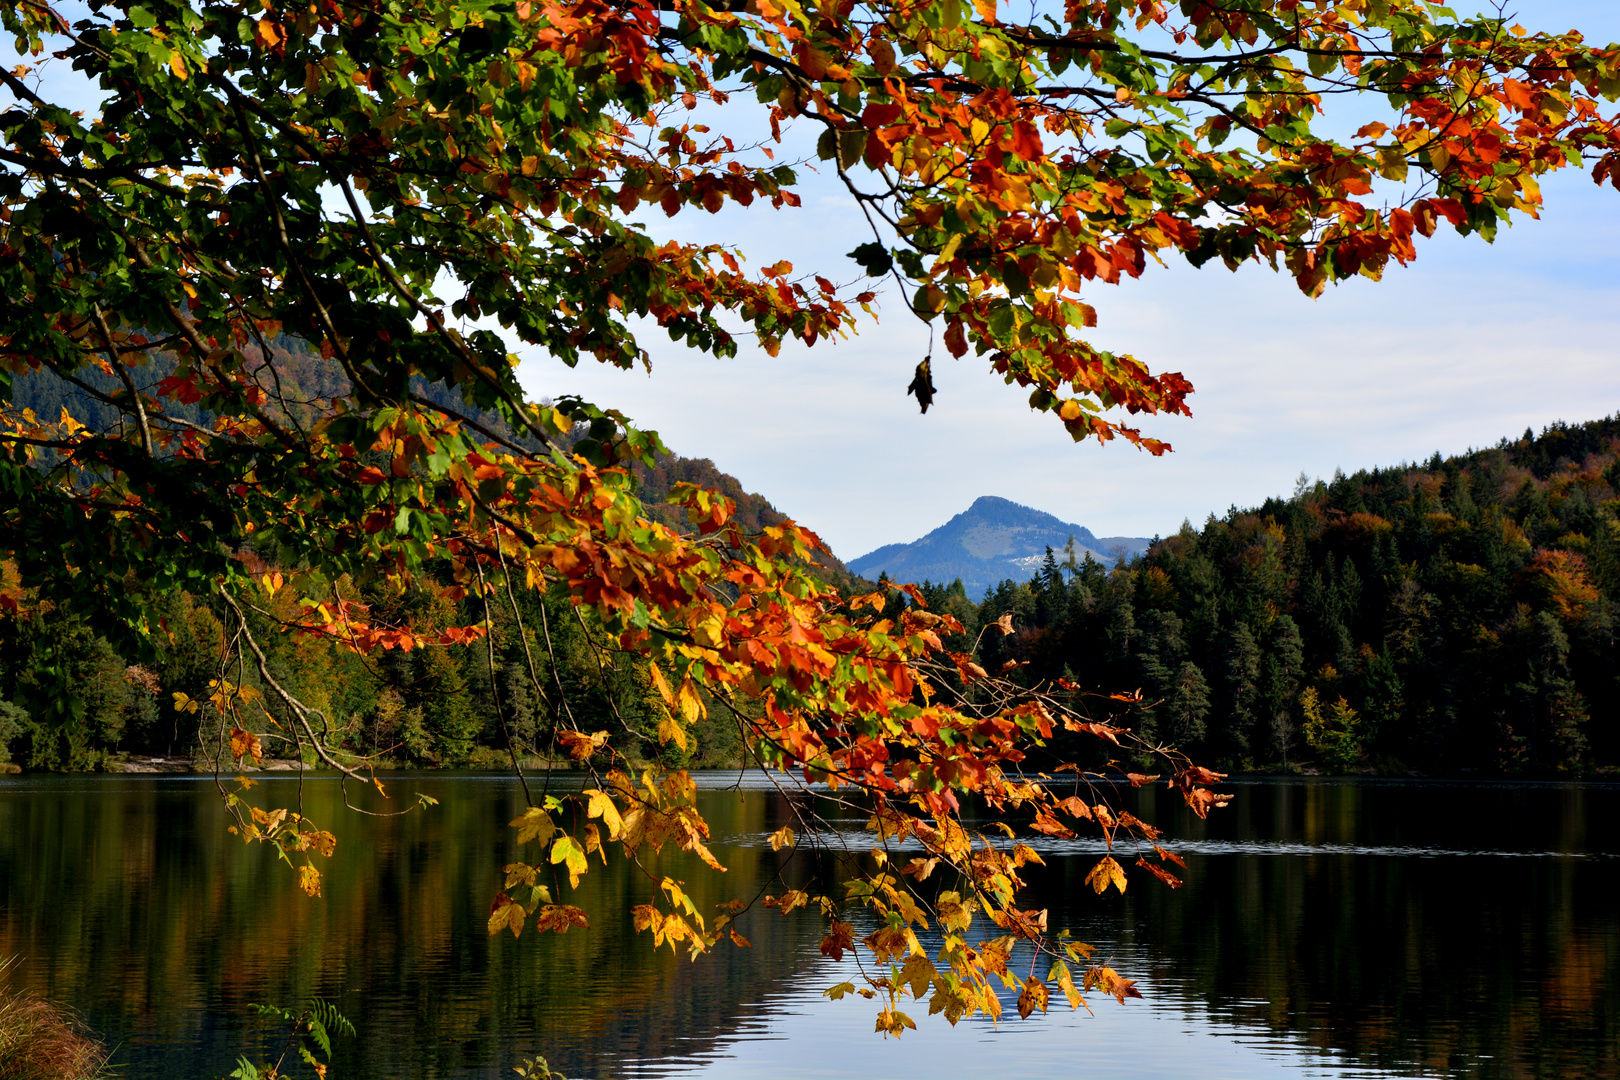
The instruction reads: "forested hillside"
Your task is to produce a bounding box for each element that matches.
[0,357,829,772]
[4,357,1615,777]
[918,419,1620,776]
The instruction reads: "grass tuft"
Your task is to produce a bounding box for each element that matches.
[0,959,112,1080]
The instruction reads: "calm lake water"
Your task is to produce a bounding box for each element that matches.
[0,772,1616,1079]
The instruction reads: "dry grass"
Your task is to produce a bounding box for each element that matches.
[0,961,111,1080]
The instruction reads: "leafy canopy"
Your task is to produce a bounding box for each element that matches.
[2,0,1618,1033]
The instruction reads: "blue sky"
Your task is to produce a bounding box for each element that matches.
[527,2,1620,560]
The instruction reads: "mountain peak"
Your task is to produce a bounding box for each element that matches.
[849,497,1150,599]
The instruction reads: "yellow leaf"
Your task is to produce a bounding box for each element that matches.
[250,805,288,832]
[647,661,674,704]
[1048,961,1084,1010]
[504,862,538,889]
[767,825,795,852]
[583,788,623,840]
[875,1008,916,1037]
[900,953,937,1001]
[1012,843,1045,867]
[488,894,526,938]
[296,864,322,897]
[676,678,704,724]
[1084,855,1127,895]
[550,834,588,888]
[823,981,856,1001]
[510,806,557,846]
[656,710,689,751]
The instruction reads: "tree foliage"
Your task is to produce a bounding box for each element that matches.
[2,0,1619,1033]
[943,417,1620,776]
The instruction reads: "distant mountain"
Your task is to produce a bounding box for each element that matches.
[848,496,1151,598]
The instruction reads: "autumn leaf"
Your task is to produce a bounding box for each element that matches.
[656,711,689,752]
[647,661,674,705]
[1017,976,1049,1019]
[819,921,855,961]
[296,864,322,898]
[555,729,608,761]
[899,953,937,1001]
[874,1008,916,1037]
[1085,965,1143,1004]
[583,789,623,840]
[767,825,795,852]
[1136,857,1183,889]
[550,835,589,888]
[510,807,557,846]
[1153,844,1187,869]
[534,904,590,934]
[1048,961,1085,1010]
[763,890,810,915]
[488,892,527,938]
[229,728,263,766]
[1085,856,1128,895]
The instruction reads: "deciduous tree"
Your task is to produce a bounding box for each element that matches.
[2,0,1618,1030]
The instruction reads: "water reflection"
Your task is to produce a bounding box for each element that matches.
[0,773,1614,1079]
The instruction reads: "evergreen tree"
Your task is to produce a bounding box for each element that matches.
[1166,662,1211,746]
[1222,623,1262,760]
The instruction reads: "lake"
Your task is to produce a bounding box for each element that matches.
[0,772,1616,1079]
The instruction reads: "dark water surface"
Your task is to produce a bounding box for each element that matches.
[1,773,1616,1079]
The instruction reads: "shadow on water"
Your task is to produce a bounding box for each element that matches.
[0,773,1615,1079]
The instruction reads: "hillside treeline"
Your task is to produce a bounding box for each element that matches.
[0,356,805,772]
[0,554,756,772]
[918,419,1620,775]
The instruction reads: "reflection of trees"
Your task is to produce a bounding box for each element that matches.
[0,777,821,1078]
[1039,781,1620,1080]
[2,778,1616,1079]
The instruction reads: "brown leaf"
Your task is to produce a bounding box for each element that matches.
[1056,795,1093,820]
[993,612,1015,635]
[1135,857,1183,889]
[1017,976,1049,1019]
[534,904,590,934]
[820,920,855,961]
[229,727,263,765]
[1153,843,1187,869]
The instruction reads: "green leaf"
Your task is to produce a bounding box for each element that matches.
[847,242,893,277]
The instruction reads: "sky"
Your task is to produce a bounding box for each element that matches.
[523,2,1620,560]
[6,2,1620,563]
